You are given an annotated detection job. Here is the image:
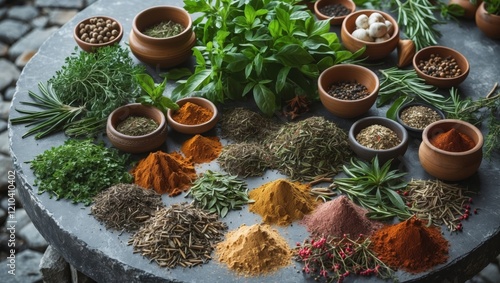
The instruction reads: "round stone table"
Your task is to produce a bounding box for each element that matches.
[8,0,500,282]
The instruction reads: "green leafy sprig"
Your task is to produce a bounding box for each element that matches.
[333,157,412,220]
[135,73,179,113]
[30,139,133,205]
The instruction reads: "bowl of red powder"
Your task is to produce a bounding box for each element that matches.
[167,97,219,134]
[419,119,483,181]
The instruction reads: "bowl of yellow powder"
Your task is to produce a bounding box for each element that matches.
[167,97,219,134]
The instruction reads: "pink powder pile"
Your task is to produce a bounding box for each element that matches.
[301,195,382,238]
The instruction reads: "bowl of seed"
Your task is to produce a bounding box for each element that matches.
[314,0,356,25]
[74,16,123,52]
[318,64,379,118]
[106,103,167,154]
[348,116,409,163]
[413,46,470,89]
[396,102,446,138]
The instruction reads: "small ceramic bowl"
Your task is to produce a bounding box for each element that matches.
[106,103,167,154]
[419,119,483,181]
[349,116,409,163]
[167,97,219,135]
[318,64,379,118]
[396,102,446,138]
[74,16,123,52]
[413,46,470,89]
[341,10,399,60]
[314,0,356,25]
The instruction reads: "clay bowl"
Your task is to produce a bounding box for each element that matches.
[413,46,470,89]
[129,6,196,68]
[314,0,356,25]
[318,64,379,118]
[341,10,399,60]
[73,16,123,52]
[419,119,483,181]
[106,103,167,154]
[349,116,409,163]
[396,102,446,138]
[167,97,219,135]
[475,2,500,39]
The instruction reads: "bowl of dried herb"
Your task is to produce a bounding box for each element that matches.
[106,103,167,153]
[396,102,446,138]
[348,116,409,163]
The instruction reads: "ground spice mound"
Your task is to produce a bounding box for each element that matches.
[129,203,227,269]
[301,195,382,237]
[216,224,292,276]
[429,128,475,152]
[181,134,222,164]
[249,179,317,226]
[91,183,164,232]
[131,151,197,196]
[370,216,449,273]
[171,101,213,125]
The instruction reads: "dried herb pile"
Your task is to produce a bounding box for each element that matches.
[266,116,352,181]
[129,203,227,268]
[91,183,164,232]
[217,142,274,177]
[219,107,280,143]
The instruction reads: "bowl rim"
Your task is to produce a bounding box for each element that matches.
[421,118,483,155]
[396,102,446,132]
[132,5,193,41]
[341,9,400,46]
[107,103,166,139]
[318,64,380,104]
[314,0,356,21]
[73,15,123,48]
[167,97,218,129]
[412,45,470,83]
[349,116,409,153]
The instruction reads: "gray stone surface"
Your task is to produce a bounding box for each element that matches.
[0,153,14,190]
[40,245,71,283]
[48,9,78,26]
[0,249,43,283]
[0,130,10,155]
[8,208,31,231]
[15,49,38,68]
[8,27,58,60]
[0,99,10,120]
[32,16,49,28]
[0,59,20,91]
[0,119,7,132]
[0,19,31,44]
[19,222,48,252]
[5,86,16,101]
[35,0,85,9]
[7,6,39,22]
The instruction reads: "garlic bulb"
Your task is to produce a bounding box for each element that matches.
[351,28,374,42]
[368,12,385,25]
[368,22,388,38]
[355,14,369,29]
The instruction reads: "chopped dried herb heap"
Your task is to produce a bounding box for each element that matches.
[400,105,442,129]
[186,170,250,218]
[266,116,352,181]
[116,116,158,136]
[217,142,274,177]
[143,20,185,38]
[220,107,280,143]
[129,203,227,268]
[91,183,164,232]
[356,124,401,150]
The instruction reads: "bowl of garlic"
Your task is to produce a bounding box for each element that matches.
[341,10,399,60]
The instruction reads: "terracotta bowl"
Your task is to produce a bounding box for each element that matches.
[419,119,483,181]
[167,97,219,135]
[476,2,500,39]
[74,16,123,52]
[413,46,470,89]
[396,102,446,138]
[314,0,356,25]
[106,103,167,154]
[349,116,409,163]
[129,6,196,68]
[341,10,399,60]
[318,64,379,118]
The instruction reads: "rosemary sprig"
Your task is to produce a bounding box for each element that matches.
[11,82,85,139]
[333,157,412,220]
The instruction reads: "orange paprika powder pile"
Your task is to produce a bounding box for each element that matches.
[171,102,213,125]
[429,128,475,152]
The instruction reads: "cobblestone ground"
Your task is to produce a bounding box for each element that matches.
[0,0,499,282]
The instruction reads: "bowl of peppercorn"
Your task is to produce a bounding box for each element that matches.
[419,119,483,181]
[413,46,470,89]
[74,16,123,52]
[396,102,446,138]
[318,64,379,118]
[348,116,409,163]
[314,0,356,25]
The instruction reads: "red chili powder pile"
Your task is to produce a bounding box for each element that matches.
[301,195,383,237]
[370,216,449,273]
[429,128,475,152]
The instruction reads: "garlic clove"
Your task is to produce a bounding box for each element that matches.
[368,22,388,38]
[375,33,390,42]
[385,20,394,35]
[351,28,374,42]
[368,12,385,25]
[355,14,369,29]
[397,39,416,68]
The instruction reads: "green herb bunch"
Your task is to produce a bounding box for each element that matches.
[135,73,179,113]
[30,139,133,205]
[333,157,412,220]
[13,45,145,138]
[172,0,361,115]
[185,170,252,217]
